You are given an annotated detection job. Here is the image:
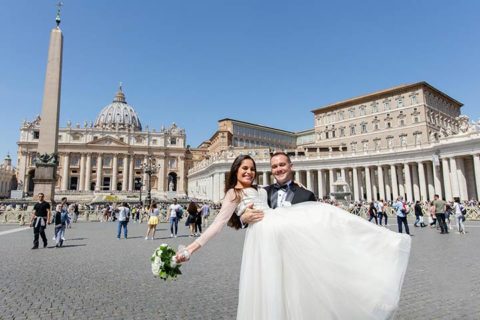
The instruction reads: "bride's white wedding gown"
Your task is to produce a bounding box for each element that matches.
[195,188,411,320]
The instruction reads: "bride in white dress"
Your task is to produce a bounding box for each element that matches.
[177,155,411,320]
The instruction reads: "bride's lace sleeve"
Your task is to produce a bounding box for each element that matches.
[195,189,239,247]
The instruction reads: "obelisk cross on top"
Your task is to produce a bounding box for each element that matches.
[33,4,64,203]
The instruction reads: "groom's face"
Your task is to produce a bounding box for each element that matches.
[270,154,293,185]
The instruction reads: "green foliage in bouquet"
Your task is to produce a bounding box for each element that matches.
[151,244,182,280]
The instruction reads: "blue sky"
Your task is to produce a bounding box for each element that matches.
[1,0,479,164]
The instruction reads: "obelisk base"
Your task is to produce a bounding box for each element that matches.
[33,164,58,203]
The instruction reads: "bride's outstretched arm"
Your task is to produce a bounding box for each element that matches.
[176,189,238,262]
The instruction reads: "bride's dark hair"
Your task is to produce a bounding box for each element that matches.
[226,154,257,230]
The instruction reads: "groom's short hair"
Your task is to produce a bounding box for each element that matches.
[270,151,292,163]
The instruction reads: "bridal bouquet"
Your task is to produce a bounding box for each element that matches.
[151,244,182,280]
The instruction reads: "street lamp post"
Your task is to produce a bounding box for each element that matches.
[135,180,143,205]
[141,156,160,207]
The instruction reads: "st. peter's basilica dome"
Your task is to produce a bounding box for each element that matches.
[94,86,142,131]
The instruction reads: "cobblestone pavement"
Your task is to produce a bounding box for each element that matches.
[0,219,479,319]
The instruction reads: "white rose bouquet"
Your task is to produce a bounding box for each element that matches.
[151,244,182,280]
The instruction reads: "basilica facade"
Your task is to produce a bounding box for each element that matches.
[17,87,194,201]
[188,82,480,203]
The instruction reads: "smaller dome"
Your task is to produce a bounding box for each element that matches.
[94,86,142,131]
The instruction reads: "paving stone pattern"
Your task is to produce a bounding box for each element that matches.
[0,220,479,319]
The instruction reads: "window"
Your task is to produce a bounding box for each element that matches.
[397,97,404,108]
[360,106,366,116]
[119,137,124,142]
[349,109,355,118]
[170,137,177,145]
[33,131,40,139]
[361,123,367,133]
[135,158,142,168]
[340,128,345,137]
[386,122,391,128]
[383,100,390,111]
[332,130,336,138]
[371,103,378,113]
[414,117,419,123]
[325,131,329,139]
[400,120,405,126]
[350,126,356,135]
[338,112,344,121]
[411,94,418,105]
[374,123,379,130]
[152,139,157,145]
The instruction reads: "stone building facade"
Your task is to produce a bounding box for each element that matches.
[188,82,480,203]
[17,87,192,201]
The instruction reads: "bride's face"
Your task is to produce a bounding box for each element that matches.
[235,159,256,188]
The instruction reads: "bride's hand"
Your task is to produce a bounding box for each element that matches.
[175,246,191,263]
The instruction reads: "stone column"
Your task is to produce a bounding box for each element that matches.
[398,166,405,199]
[112,154,118,191]
[441,158,452,201]
[84,153,91,191]
[365,166,372,201]
[433,161,443,199]
[156,156,165,192]
[212,173,220,202]
[404,163,413,202]
[79,154,86,191]
[390,164,399,200]
[328,169,334,196]
[306,170,312,192]
[122,155,129,191]
[473,154,480,201]
[418,161,428,201]
[295,171,300,184]
[449,157,460,199]
[142,156,148,192]
[412,163,420,201]
[219,172,226,199]
[128,155,134,191]
[353,167,359,201]
[426,161,435,201]
[317,170,324,199]
[262,172,268,186]
[95,154,103,191]
[178,156,185,193]
[377,165,385,201]
[456,157,468,201]
[61,153,70,191]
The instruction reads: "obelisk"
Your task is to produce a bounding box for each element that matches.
[33,4,64,203]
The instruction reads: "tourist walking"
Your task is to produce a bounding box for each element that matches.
[445,203,453,231]
[368,202,378,224]
[145,203,160,240]
[116,203,130,239]
[453,197,466,234]
[377,200,387,226]
[168,198,182,237]
[428,201,437,227]
[393,196,410,235]
[186,202,198,237]
[200,203,210,228]
[195,206,203,236]
[30,192,51,249]
[433,195,448,234]
[53,204,69,247]
[414,201,426,227]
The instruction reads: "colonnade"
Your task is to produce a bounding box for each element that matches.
[189,154,480,203]
[293,154,480,202]
[56,152,184,193]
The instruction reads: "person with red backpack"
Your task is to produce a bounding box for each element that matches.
[393,196,410,235]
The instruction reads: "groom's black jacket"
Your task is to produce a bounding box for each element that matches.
[264,183,316,209]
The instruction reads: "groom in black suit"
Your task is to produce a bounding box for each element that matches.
[241,151,316,225]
